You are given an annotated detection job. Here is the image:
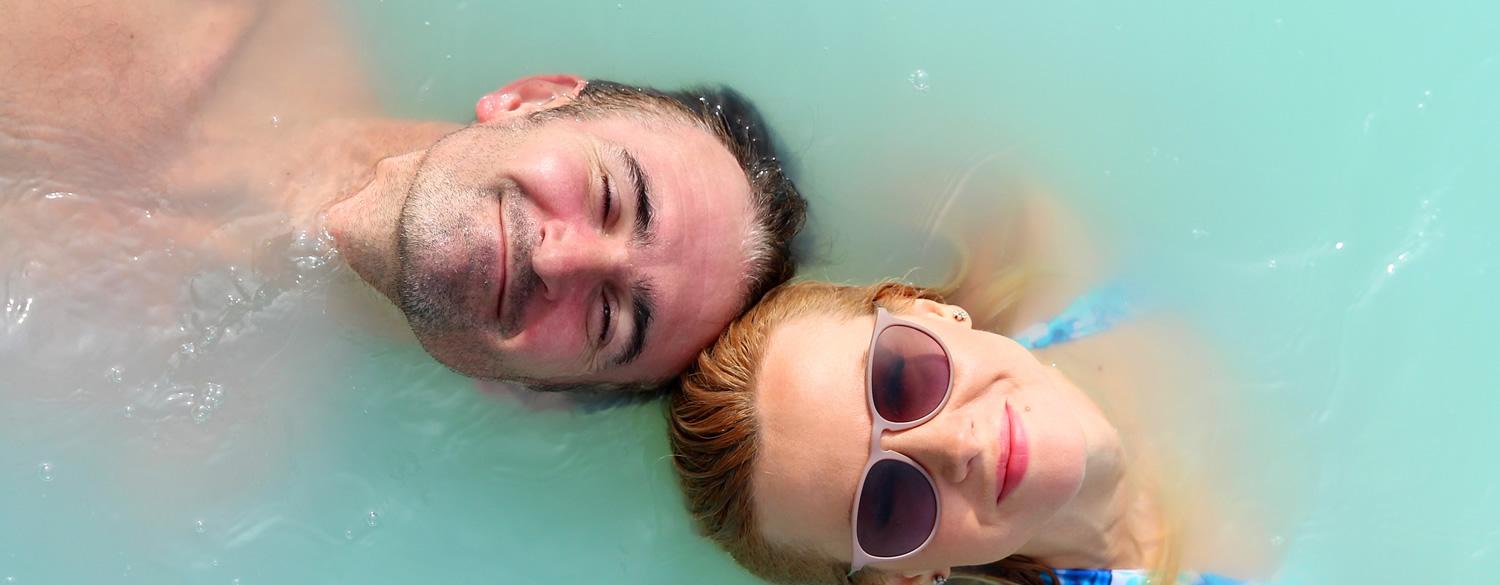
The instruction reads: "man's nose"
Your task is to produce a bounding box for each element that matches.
[881,414,984,486]
[531,221,624,296]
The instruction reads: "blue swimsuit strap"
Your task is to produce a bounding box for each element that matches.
[1011,283,1132,350]
[1049,568,1251,585]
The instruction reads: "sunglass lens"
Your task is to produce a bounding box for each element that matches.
[856,459,939,558]
[870,325,950,423]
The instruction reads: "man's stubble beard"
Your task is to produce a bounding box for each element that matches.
[391,124,546,378]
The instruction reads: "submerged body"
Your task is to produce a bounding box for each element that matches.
[1,0,392,400]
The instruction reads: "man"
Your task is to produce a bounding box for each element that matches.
[1,1,806,392]
[330,76,805,391]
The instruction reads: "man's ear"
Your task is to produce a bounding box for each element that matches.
[474,74,586,123]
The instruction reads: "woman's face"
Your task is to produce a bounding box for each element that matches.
[751,299,1113,578]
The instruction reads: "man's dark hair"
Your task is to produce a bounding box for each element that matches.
[526,80,807,396]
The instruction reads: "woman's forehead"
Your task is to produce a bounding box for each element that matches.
[752,314,874,557]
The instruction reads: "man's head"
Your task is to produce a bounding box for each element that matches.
[331,75,805,391]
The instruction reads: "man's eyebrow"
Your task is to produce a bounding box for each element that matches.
[612,280,656,367]
[622,148,655,246]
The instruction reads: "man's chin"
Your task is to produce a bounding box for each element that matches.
[411,333,510,380]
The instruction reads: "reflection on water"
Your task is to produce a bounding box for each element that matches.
[4,1,1500,584]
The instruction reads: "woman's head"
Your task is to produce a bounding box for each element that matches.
[669,281,1115,585]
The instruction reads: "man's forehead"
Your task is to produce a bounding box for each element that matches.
[587,115,754,382]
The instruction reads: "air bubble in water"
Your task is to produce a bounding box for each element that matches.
[345,529,355,540]
[366,511,379,528]
[270,115,280,127]
[38,462,54,482]
[124,405,136,418]
[107,367,124,384]
[195,519,207,534]
[908,69,930,92]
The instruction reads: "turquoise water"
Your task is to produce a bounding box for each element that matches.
[4,1,1498,584]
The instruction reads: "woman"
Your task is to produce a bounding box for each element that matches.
[667,278,1267,585]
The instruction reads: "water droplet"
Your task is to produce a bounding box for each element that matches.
[1386,263,1396,274]
[366,511,379,528]
[1267,260,1278,269]
[38,462,54,482]
[194,519,206,534]
[1335,241,1344,250]
[444,54,453,60]
[345,529,355,540]
[269,115,281,127]
[423,20,432,26]
[107,367,124,384]
[908,69,930,92]
[123,405,136,418]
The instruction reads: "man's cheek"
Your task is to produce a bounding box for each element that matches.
[506,311,584,363]
[513,146,590,214]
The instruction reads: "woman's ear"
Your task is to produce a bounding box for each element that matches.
[863,569,951,585]
[908,299,974,330]
[474,74,586,123]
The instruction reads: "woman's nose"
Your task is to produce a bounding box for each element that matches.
[881,414,984,486]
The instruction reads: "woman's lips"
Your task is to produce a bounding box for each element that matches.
[996,402,1030,505]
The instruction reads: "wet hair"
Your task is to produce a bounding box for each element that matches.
[525,80,808,395]
[667,280,1059,585]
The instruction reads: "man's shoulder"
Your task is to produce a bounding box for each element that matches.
[0,0,262,168]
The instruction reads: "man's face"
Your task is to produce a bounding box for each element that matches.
[394,111,754,384]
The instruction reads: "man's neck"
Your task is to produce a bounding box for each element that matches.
[274,118,461,226]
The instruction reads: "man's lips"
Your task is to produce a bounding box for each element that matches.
[996,402,1030,505]
[493,194,509,323]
